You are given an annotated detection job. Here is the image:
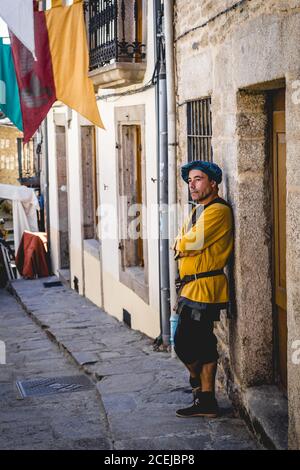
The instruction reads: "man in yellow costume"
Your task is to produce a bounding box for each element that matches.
[174,160,233,418]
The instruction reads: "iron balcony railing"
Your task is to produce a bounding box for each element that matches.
[84,0,146,70]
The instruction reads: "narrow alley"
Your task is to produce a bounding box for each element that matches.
[0,279,261,450]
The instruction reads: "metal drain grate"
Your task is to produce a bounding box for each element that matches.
[16,375,94,398]
[43,281,63,288]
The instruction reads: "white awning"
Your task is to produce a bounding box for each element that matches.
[0,183,40,252]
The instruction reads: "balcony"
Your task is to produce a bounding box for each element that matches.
[85,0,146,89]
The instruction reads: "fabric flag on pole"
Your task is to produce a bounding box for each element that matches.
[0,38,23,130]
[0,0,35,58]
[46,0,104,129]
[10,7,56,143]
[10,0,104,143]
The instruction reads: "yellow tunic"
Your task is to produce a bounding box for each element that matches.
[174,198,233,305]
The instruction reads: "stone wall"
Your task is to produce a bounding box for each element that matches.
[174,0,300,449]
[286,74,300,450]
[0,125,22,186]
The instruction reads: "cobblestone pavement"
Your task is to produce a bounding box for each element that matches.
[0,288,111,450]
[0,278,262,450]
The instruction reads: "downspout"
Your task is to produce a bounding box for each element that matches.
[154,0,162,338]
[43,116,52,273]
[155,0,171,347]
[164,0,177,323]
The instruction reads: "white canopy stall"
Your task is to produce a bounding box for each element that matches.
[0,183,39,252]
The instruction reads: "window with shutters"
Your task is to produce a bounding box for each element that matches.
[187,97,212,162]
[115,105,149,303]
[119,124,144,269]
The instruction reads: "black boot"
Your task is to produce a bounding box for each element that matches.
[176,391,218,418]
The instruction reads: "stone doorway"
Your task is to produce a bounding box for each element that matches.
[270,88,287,392]
[235,84,287,391]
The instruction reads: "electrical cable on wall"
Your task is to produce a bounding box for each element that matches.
[175,0,250,42]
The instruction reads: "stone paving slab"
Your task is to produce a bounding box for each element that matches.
[0,289,112,450]
[8,277,262,450]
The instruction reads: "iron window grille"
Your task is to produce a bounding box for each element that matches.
[187,98,213,162]
[84,0,146,70]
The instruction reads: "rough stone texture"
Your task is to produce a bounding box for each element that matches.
[237,140,266,174]
[225,93,273,389]
[175,0,300,449]
[286,191,300,449]
[243,386,288,450]
[0,125,23,186]
[285,75,300,451]
[5,278,262,450]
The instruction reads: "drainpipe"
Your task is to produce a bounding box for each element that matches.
[155,0,170,347]
[154,0,162,337]
[43,116,52,272]
[164,0,178,322]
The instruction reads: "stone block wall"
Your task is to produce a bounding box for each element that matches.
[0,125,22,186]
[174,0,300,448]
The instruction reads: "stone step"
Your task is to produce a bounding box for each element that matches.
[242,386,288,450]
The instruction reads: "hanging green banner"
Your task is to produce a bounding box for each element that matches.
[0,37,23,131]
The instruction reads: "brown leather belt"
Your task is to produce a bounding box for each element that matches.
[181,269,224,284]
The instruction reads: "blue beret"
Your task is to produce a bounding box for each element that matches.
[181,160,222,184]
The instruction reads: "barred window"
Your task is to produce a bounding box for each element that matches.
[187,98,212,162]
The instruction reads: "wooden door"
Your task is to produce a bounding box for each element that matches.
[55,125,69,269]
[272,89,287,391]
[121,125,144,268]
[81,126,97,240]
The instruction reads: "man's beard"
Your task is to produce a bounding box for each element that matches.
[193,187,214,203]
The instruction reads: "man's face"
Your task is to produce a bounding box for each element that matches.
[188,169,216,202]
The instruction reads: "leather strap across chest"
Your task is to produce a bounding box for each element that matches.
[180,269,224,285]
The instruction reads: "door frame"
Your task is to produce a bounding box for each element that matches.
[269,87,287,393]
